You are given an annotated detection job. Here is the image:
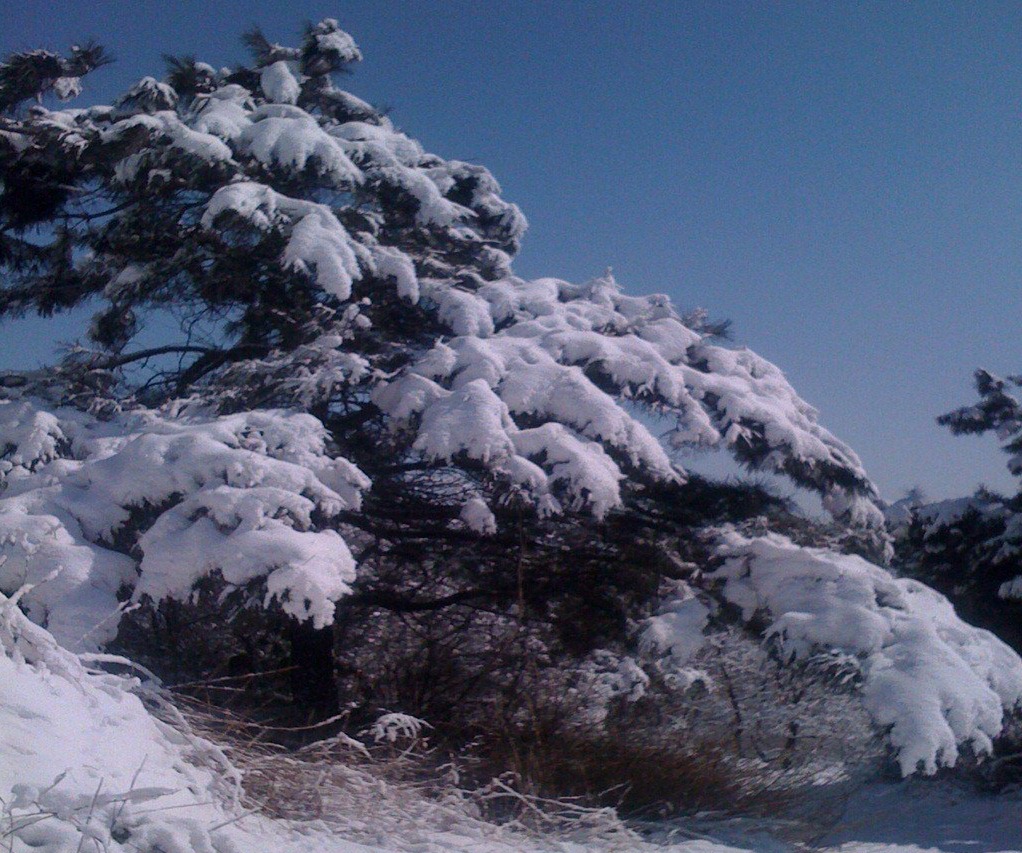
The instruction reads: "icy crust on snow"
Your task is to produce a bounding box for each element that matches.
[377,272,881,525]
[713,531,1022,775]
[0,399,368,650]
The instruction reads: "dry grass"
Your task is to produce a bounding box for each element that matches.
[124,617,881,847]
[483,728,795,819]
[112,657,879,853]
[166,694,655,851]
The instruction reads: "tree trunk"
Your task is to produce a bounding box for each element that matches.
[287,619,338,716]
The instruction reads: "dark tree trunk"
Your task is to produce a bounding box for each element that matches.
[287,619,338,716]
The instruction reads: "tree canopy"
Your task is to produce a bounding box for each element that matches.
[0,20,883,531]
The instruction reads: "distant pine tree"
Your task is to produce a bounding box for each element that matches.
[889,370,1022,654]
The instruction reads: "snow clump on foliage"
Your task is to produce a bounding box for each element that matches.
[712,531,1022,775]
[0,396,367,650]
[374,271,884,526]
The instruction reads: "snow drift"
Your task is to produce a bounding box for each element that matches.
[0,588,322,853]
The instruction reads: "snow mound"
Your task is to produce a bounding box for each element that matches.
[713,531,1022,774]
[0,590,358,853]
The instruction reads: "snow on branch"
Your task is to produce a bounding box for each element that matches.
[0,398,369,650]
[713,530,1022,774]
[202,181,369,300]
[379,272,882,526]
[4,18,874,533]
[103,110,234,181]
[239,103,361,183]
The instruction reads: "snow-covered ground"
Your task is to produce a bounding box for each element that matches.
[822,778,1022,853]
[3,589,1020,853]
[636,780,1022,853]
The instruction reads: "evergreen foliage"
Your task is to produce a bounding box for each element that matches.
[887,368,1022,657]
[0,20,881,530]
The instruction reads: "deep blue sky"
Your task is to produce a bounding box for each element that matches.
[3,1,1022,501]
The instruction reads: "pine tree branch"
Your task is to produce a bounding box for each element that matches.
[65,199,139,221]
[84,344,215,371]
[347,588,500,613]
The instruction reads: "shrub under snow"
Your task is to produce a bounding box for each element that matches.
[711,531,1022,775]
[2,590,768,852]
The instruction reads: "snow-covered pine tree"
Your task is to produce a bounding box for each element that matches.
[2,21,1020,782]
[888,369,1022,653]
[0,15,882,703]
[0,20,882,529]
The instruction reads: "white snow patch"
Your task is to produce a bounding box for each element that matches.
[203,182,366,299]
[460,497,497,535]
[998,575,1022,601]
[260,60,301,104]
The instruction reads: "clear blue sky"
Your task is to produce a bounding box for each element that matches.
[3,0,1022,502]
